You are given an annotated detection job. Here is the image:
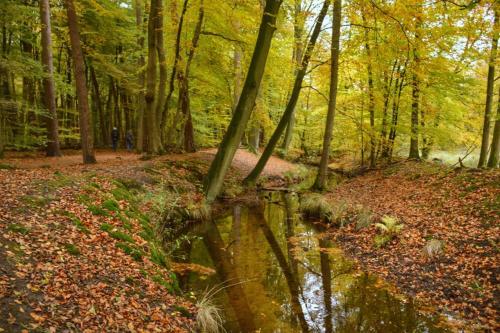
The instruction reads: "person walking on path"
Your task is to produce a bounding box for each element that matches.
[126,130,134,151]
[111,127,119,151]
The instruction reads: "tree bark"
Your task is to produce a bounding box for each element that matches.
[135,0,146,152]
[313,0,342,190]
[281,0,305,155]
[243,0,330,186]
[409,16,421,160]
[478,7,499,167]
[163,0,189,145]
[487,84,500,168]
[65,0,96,163]
[203,0,283,202]
[362,8,375,168]
[179,1,204,153]
[40,0,62,156]
[143,0,162,154]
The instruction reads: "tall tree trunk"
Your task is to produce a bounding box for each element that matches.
[179,0,204,153]
[65,0,96,163]
[135,0,146,152]
[409,11,422,160]
[386,63,406,159]
[155,0,167,144]
[163,0,189,145]
[487,84,500,168]
[40,0,61,156]
[314,0,342,190]
[203,0,283,202]
[379,60,397,157]
[90,66,107,146]
[362,8,375,168]
[281,0,305,155]
[143,0,162,154]
[244,0,330,186]
[478,7,499,167]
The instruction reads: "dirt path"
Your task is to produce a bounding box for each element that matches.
[2,148,295,178]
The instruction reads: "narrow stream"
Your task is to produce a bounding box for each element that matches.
[175,192,451,332]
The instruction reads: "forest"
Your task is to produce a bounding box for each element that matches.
[0,0,499,332]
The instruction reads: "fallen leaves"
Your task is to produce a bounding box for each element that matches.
[325,161,499,331]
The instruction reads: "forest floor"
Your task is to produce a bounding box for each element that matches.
[0,148,294,332]
[323,161,499,331]
[1,149,498,332]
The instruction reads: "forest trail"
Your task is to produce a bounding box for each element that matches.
[2,148,295,178]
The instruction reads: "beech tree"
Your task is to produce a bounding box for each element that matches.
[314,0,342,190]
[39,0,61,157]
[204,0,283,202]
[65,0,96,163]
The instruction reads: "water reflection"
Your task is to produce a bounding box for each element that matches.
[178,192,450,332]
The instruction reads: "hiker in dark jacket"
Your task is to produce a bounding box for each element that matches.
[111,127,119,151]
[126,130,134,151]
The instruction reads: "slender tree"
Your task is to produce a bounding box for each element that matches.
[487,84,500,167]
[281,0,305,155]
[40,0,61,157]
[65,0,96,163]
[135,0,146,152]
[314,0,342,190]
[478,7,499,167]
[203,0,283,202]
[361,7,375,168]
[409,5,422,160]
[244,0,330,186]
[143,0,162,154]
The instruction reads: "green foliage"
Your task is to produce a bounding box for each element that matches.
[7,223,30,235]
[300,193,348,224]
[374,215,404,247]
[64,243,81,256]
[70,217,90,235]
[375,216,404,237]
[102,199,120,212]
[115,242,143,261]
[149,242,169,268]
[0,163,15,170]
[87,204,110,216]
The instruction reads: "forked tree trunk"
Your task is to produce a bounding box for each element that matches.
[179,0,204,153]
[244,0,330,186]
[40,0,61,157]
[65,0,96,163]
[314,0,342,190]
[204,0,283,202]
[478,7,499,167]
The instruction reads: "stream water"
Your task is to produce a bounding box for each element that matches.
[175,192,451,332]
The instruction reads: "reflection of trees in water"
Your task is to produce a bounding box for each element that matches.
[200,218,256,332]
[183,194,445,333]
[258,204,310,333]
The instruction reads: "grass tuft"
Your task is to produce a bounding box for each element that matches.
[64,243,81,256]
[7,223,30,235]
